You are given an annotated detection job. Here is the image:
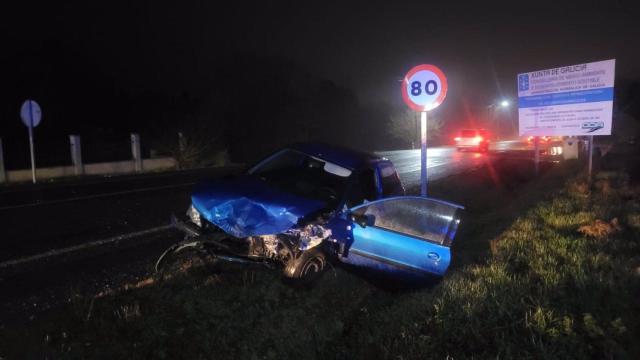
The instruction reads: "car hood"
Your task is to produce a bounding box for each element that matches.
[191,175,326,238]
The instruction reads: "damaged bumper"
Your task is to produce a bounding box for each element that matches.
[169,208,333,265]
[161,214,273,271]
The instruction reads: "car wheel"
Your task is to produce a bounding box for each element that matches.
[283,248,327,286]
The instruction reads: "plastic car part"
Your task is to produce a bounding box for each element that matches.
[154,241,218,282]
[154,239,274,281]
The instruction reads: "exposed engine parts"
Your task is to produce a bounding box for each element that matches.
[285,224,332,251]
[247,234,292,261]
[247,223,332,261]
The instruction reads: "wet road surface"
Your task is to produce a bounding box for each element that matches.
[376,146,490,188]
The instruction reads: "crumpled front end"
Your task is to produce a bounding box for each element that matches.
[190,176,326,238]
[247,222,333,262]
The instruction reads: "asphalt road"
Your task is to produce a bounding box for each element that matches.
[377,146,490,188]
[0,167,240,263]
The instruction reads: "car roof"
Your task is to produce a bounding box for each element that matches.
[289,142,384,170]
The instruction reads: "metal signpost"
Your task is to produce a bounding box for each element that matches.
[0,138,6,183]
[20,99,42,184]
[401,64,448,196]
[517,59,615,176]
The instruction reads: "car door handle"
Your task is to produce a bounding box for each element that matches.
[427,252,440,261]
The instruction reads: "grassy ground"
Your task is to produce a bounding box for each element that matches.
[1,157,639,359]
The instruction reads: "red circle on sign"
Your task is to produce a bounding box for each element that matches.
[401,64,448,112]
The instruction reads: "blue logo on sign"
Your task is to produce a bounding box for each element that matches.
[582,121,604,133]
[518,74,530,91]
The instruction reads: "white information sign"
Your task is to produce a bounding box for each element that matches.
[517,59,615,136]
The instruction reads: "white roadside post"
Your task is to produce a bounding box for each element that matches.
[401,64,448,197]
[588,135,594,177]
[131,133,142,173]
[533,136,540,175]
[19,100,42,184]
[0,137,6,183]
[69,135,84,175]
[517,59,615,179]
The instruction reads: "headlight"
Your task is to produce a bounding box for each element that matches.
[186,204,202,227]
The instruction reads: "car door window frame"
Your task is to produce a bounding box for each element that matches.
[344,167,380,208]
[349,196,464,247]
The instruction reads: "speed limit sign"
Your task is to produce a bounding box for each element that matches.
[401,64,448,112]
[400,64,448,197]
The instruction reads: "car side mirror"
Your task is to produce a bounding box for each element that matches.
[351,213,375,228]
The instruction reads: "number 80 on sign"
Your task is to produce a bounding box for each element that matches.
[401,64,448,112]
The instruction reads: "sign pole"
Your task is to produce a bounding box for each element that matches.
[19,99,42,184]
[588,135,594,180]
[0,137,6,183]
[533,136,540,176]
[420,111,428,197]
[28,101,36,184]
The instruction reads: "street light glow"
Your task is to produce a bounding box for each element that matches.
[500,100,510,108]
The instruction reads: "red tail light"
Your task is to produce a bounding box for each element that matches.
[474,136,483,143]
[528,136,551,143]
[454,137,461,141]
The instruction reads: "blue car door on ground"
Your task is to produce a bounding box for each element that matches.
[343,196,463,276]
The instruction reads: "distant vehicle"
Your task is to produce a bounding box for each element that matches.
[523,136,565,156]
[454,129,491,152]
[156,142,464,286]
[525,135,563,144]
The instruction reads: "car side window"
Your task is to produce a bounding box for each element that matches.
[346,168,377,208]
[352,198,460,245]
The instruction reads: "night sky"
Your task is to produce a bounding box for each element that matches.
[1,1,639,165]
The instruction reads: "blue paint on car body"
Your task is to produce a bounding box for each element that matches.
[192,175,325,238]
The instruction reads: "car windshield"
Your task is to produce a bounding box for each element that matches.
[248,149,352,208]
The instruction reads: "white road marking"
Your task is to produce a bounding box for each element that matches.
[0,182,195,211]
[0,225,173,269]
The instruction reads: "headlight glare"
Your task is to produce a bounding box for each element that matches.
[187,204,202,227]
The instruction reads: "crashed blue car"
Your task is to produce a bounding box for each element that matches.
[157,143,463,285]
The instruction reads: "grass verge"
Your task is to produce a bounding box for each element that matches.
[1,158,638,359]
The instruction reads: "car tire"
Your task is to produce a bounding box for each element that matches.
[283,248,327,286]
